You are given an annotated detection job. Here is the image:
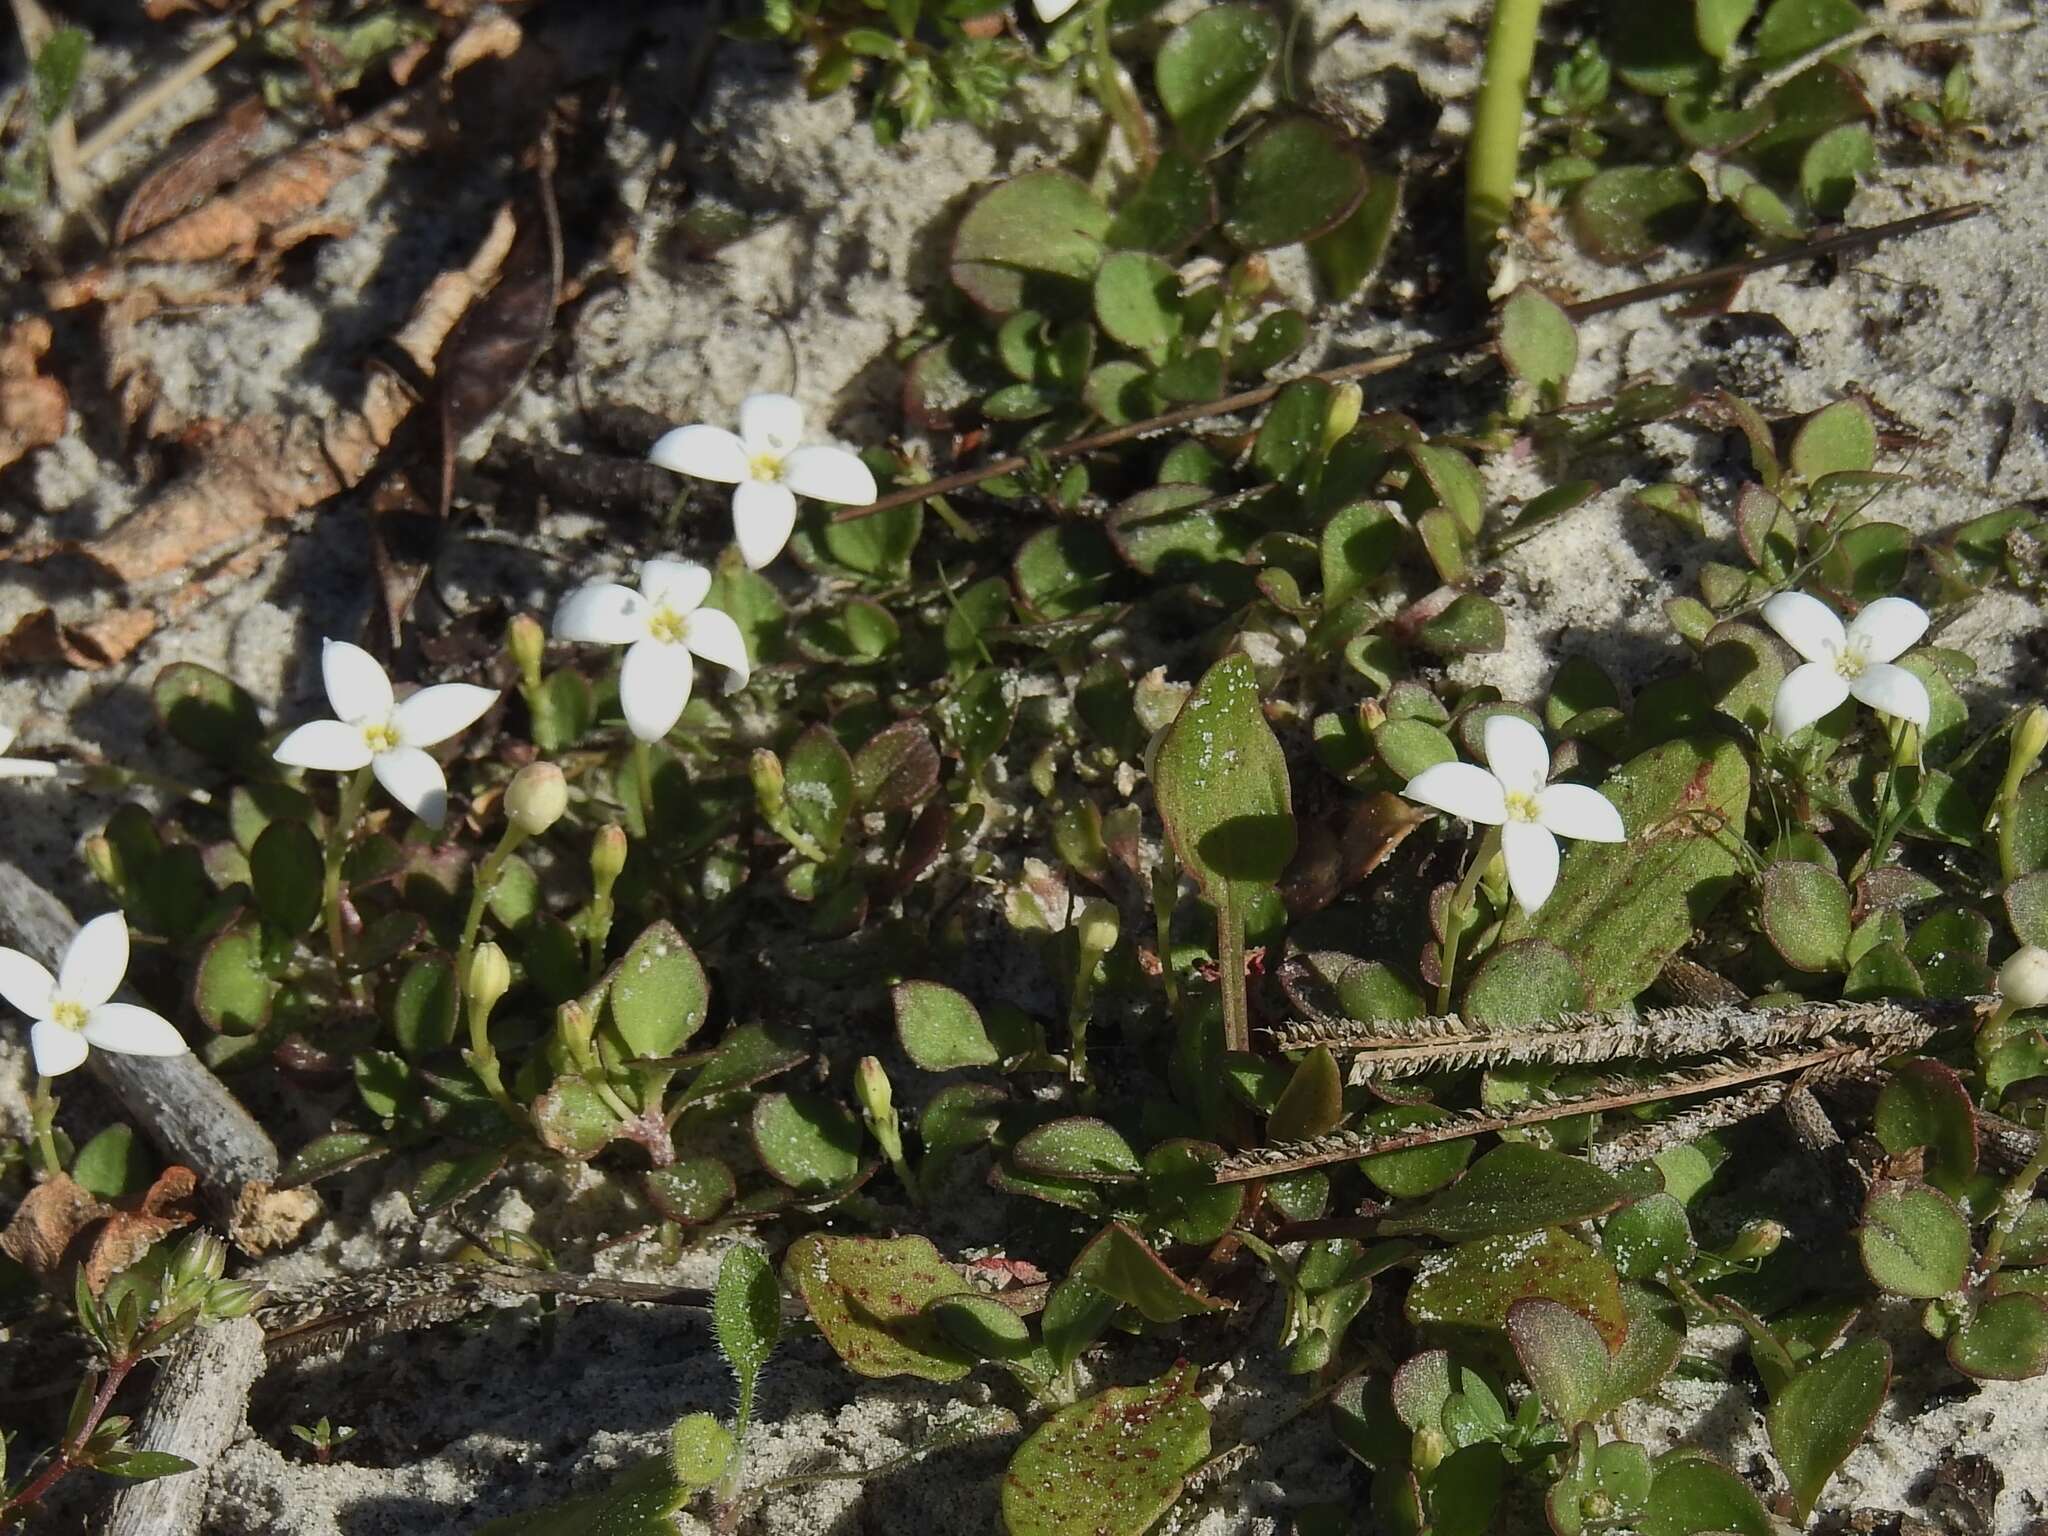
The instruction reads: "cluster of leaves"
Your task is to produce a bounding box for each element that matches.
[1531,0,1969,259]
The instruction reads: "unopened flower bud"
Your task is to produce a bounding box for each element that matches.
[750,749,787,819]
[83,834,119,891]
[205,1279,267,1320]
[1077,899,1121,963]
[505,762,568,836]
[467,942,512,1013]
[556,998,595,1061]
[2014,705,2048,777]
[855,1056,895,1122]
[1724,1219,1784,1264]
[1230,254,1271,301]
[1322,382,1363,453]
[590,823,628,890]
[507,613,546,689]
[1412,1426,1450,1476]
[2000,946,2048,1011]
[170,1231,227,1288]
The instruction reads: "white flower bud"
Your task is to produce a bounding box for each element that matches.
[505,762,568,836]
[2000,946,2048,1011]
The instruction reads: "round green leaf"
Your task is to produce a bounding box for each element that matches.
[643,1157,736,1225]
[1508,1297,1610,1429]
[1356,1106,1473,1199]
[1383,1143,1624,1240]
[154,661,263,769]
[782,1233,971,1381]
[1013,1116,1142,1182]
[1407,1229,1627,1353]
[951,170,1110,313]
[1949,1292,2048,1381]
[194,923,275,1035]
[1641,1451,1775,1536]
[1143,1139,1244,1245]
[1766,1337,1890,1520]
[250,818,322,935]
[532,1077,619,1160]
[1223,118,1370,251]
[1499,287,1578,401]
[893,980,1000,1070]
[1154,653,1296,903]
[1156,4,1280,153]
[1462,940,1587,1024]
[1759,860,1852,973]
[1858,1181,1970,1298]
[603,921,711,1059]
[1105,149,1218,253]
[1603,1192,1695,1281]
[1002,1362,1210,1536]
[1567,166,1708,264]
[390,954,458,1058]
[1790,399,1877,480]
[927,1292,1036,1361]
[752,1091,864,1195]
[1095,253,1182,353]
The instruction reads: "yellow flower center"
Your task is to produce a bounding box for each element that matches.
[363,722,400,753]
[1504,789,1541,824]
[50,998,87,1031]
[750,451,784,482]
[646,605,687,645]
[1832,647,1866,680]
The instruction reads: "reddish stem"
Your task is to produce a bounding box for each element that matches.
[0,1356,137,1527]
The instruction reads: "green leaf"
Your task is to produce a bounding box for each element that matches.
[279,1131,388,1189]
[1949,1293,2048,1381]
[531,1078,619,1160]
[1041,1277,1119,1375]
[1002,1362,1209,1536]
[92,1449,195,1483]
[250,818,322,935]
[409,1148,506,1217]
[892,980,1000,1069]
[753,1092,864,1196]
[31,27,88,127]
[951,170,1110,313]
[1013,1117,1142,1182]
[1640,1451,1775,1536]
[390,954,458,1058]
[1600,1282,1687,1411]
[1071,1222,1225,1322]
[1499,287,1578,404]
[1696,0,1758,56]
[782,1233,972,1381]
[474,1455,690,1535]
[670,1414,736,1494]
[783,725,855,854]
[1014,524,1124,620]
[1267,1046,1344,1143]
[1105,149,1217,253]
[1602,1192,1695,1280]
[1094,250,1183,353]
[1858,1181,1970,1299]
[1154,652,1295,918]
[1506,735,1750,1009]
[1754,0,1864,69]
[1407,1229,1627,1354]
[1461,939,1586,1022]
[1873,1058,1978,1193]
[796,496,923,582]
[1767,1337,1890,1520]
[1507,1298,1610,1429]
[928,1291,1037,1361]
[194,923,275,1035]
[1253,379,1333,487]
[1310,171,1402,300]
[71,1124,153,1199]
[1143,1139,1245,1245]
[1356,1107,1473,1198]
[1759,860,1852,973]
[1383,1144,1625,1239]
[1321,500,1402,608]
[714,1243,781,1432]
[154,661,264,770]
[1790,399,1877,480]
[1223,118,1370,251]
[1800,122,1873,217]
[1155,3,1280,153]
[641,1156,736,1225]
[602,922,711,1059]
[1567,166,1708,264]
[1416,593,1505,657]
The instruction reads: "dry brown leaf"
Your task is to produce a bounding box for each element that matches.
[0,1173,108,1280]
[119,136,360,265]
[0,605,159,668]
[144,0,233,17]
[84,1165,200,1291]
[229,1178,321,1254]
[0,318,69,471]
[444,14,523,75]
[115,95,270,245]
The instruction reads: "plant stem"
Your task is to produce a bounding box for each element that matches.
[28,1074,61,1177]
[0,1355,136,1527]
[1087,0,1151,172]
[1465,0,1544,283]
[1436,825,1503,1014]
[1217,904,1249,1055]
[1983,1144,2048,1275]
[454,823,529,1119]
[627,739,654,839]
[321,766,375,974]
[830,205,1982,526]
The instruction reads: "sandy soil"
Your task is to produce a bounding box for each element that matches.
[2,0,2046,1530]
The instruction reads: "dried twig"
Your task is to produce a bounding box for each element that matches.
[832,203,1985,524]
[99,1318,264,1536]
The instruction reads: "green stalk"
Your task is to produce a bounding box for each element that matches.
[627,739,654,840]
[454,823,529,1045]
[29,1075,61,1177]
[321,766,375,973]
[1983,1143,2048,1274]
[1464,0,1545,283]
[1088,0,1152,171]
[1436,825,1504,1014]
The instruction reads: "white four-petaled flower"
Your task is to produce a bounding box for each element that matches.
[272,641,498,829]
[1033,0,1082,18]
[0,914,187,1077]
[1401,715,1627,915]
[1760,592,1930,739]
[648,393,878,570]
[553,559,752,743]
[0,724,62,781]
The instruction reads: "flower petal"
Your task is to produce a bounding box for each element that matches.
[1501,820,1561,914]
[649,424,749,483]
[778,445,877,507]
[553,582,647,645]
[739,393,805,457]
[373,745,450,828]
[83,1003,187,1057]
[30,1019,87,1076]
[1772,662,1852,737]
[638,558,713,615]
[0,947,55,1020]
[392,684,498,749]
[321,639,394,726]
[1850,662,1931,728]
[59,913,130,1009]
[1402,762,1508,825]
[1535,782,1626,844]
[733,479,798,570]
[1845,596,1930,665]
[1482,715,1551,797]
[0,757,60,780]
[273,720,373,772]
[0,724,11,753]
[620,638,694,742]
[1034,0,1081,17]
[682,607,752,690]
[1760,591,1846,665]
